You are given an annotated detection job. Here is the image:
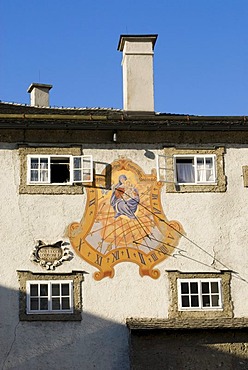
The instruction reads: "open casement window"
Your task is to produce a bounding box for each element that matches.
[26,280,73,314]
[178,278,222,311]
[73,156,93,183]
[175,155,216,185]
[156,154,173,182]
[27,154,93,184]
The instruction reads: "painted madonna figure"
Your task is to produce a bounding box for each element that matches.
[110,175,140,219]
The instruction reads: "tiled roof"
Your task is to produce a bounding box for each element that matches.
[0,101,122,115]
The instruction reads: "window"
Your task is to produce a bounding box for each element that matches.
[18,271,84,321]
[26,280,73,314]
[156,147,226,193]
[27,155,93,184]
[167,271,232,319]
[175,155,216,184]
[178,278,222,310]
[156,155,171,182]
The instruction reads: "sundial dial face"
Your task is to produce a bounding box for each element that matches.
[68,158,184,280]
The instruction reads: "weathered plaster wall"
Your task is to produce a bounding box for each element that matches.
[130,329,248,370]
[0,144,248,369]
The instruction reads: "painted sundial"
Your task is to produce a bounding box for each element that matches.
[68,158,184,280]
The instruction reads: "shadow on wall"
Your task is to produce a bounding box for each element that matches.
[0,284,129,370]
[2,282,248,370]
[130,329,248,370]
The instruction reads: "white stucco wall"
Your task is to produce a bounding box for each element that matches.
[0,144,247,369]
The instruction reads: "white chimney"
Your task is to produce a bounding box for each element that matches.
[118,34,157,112]
[27,83,53,107]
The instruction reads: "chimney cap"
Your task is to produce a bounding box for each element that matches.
[117,34,158,51]
[27,83,53,93]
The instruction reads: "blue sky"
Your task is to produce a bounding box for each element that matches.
[0,0,248,115]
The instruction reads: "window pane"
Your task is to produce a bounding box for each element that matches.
[211,295,219,307]
[40,171,48,182]
[30,298,39,310]
[191,295,199,307]
[62,297,70,310]
[40,170,48,182]
[181,282,189,294]
[82,170,91,181]
[73,157,81,169]
[181,296,189,307]
[52,298,60,310]
[211,282,219,293]
[74,170,81,182]
[40,298,48,310]
[40,158,48,169]
[190,282,198,294]
[197,158,204,165]
[202,282,210,294]
[83,159,91,169]
[197,157,205,182]
[50,157,70,183]
[206,158,214,181]
[31,158,39,169]
[206,158,213,166]
[176,161,195,183]
[52,284,60,296]
[30,284,38,296]
[40,284,48,296]
[62,283,69,296]
[202,295,210,307]
[30,170,39,182]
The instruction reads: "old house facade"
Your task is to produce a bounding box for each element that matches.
[0,35,248,369]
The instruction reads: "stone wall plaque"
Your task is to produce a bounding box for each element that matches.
[30,240,73,270]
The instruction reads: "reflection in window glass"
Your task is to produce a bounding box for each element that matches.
[40,298,48,310]
[27,280,73,314]
[52,284,60,296]
[62,297,70,310]
[30,298,39,310]
[40,284,48,296]
[30,284,38,296]
[52,298,60,310]
[179,279,222,310]
[62,284,69,296]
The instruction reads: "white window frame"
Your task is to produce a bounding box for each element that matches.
[26,280,73,314]
[174,154,217,185]
[27,154,93,185]
[178,278,223,311]
[156,154,173,182]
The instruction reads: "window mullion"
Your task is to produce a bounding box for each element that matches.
[48,282,52,312]
[47,156,51,184]
[219,280,222,308]
[199,280,203,309]
[70,156,74,184]
[27,282,31,313]
[59,282,62,311]
[203,157,207,182]
[194,156,198,184]
[70,281,73,310]
[37,282,41,311]
[37,157,40,182]
[213,155,217,182]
